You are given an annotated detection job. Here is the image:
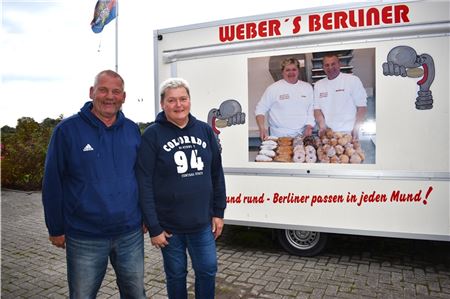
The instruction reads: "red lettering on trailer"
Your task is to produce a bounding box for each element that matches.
[219,19,281,42]
[334,11,348,29]
[309,4,410,32]
[219,5,410,41]
[292,16,302,34]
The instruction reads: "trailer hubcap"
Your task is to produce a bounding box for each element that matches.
[285,230,320,250]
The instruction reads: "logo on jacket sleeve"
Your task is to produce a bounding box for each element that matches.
[83,144,94,152]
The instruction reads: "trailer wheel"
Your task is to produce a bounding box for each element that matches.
[276,229,327,256]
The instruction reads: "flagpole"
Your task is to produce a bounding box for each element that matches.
[115,0,119,72]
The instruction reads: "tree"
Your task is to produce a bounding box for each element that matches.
[1,125,16,135]
[137,121,153,133]
[1,116,62,190]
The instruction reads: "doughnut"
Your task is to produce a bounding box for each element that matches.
[305,145,316,156]
[338,137,348,146]
[278,137,293,143]
[261,140,277,146]
[292,151,305,163]
[258,149,276,157]
[350,153,362,164]
[276,146,293,155]
[314,137,322,148]
[278,141,293,146]
[326,147,336,157]
[345,147,355,156]
[255,154,272,162]
[292,136,303,147]
[260,144,277,150]
[343,134,353,143]
[339,154,350,163]
[335,145,344,155]
[325,128,334,139]
[330,155,339,163]
[293,145,305,153]
[305,153,317,163]
[356,149,365,161]
[274,154,292,162]
[322,144,331,152]
[334,132,343,139]
[319,156,330,163]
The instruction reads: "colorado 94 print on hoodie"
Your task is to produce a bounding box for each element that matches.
[136,112,226,237]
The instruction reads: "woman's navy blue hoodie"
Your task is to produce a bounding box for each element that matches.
[136,112,226,237]
[42,101,142,238]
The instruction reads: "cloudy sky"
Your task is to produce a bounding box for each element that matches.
[1,0,357,127]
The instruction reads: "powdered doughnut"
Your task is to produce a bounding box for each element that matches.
[293,151,305,163]
[261,140,277,146]
[293,145,305,153]
[258,149,276,157]
[305,145,316,156]
[305,153,317,163]
[260,144,277,150]
[255,154,272,162]
[292,136,303,147]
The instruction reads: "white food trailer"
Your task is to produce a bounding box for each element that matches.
[153,0,450,255]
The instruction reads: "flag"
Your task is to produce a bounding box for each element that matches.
[90,0,117,33]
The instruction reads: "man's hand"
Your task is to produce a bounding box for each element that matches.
[212,217,224,240]
[259,129,268,141]
[49,235,66,249]
[256,115,268,141]
[351,127,360,141]
[150,231,172,249]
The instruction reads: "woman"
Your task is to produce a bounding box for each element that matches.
[136,78,227,299]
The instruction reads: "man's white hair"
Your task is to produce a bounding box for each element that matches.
[159,77,190,101]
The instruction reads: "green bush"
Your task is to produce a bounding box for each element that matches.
[1,116,61,191]
[1,117,151,191]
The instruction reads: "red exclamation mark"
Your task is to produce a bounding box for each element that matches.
[423,186,433,205]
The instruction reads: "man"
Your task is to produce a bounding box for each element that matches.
[136,78,226,299]
[42,70,146,298]
[255,57,314,140]
[314,53,368,140]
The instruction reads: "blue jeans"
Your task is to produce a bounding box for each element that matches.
[161,225,217,299]
[66,228,146,299]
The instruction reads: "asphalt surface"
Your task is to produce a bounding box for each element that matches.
[2,189,450,298]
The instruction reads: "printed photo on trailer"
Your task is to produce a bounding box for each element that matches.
[247,48,376,164]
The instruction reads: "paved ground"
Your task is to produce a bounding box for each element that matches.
[1,189,450,299]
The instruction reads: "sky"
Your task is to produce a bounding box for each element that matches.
[1,0,362,127]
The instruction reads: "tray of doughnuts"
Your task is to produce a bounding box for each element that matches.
[255,128,365,164]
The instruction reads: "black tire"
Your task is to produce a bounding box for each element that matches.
[276,229,327,257]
